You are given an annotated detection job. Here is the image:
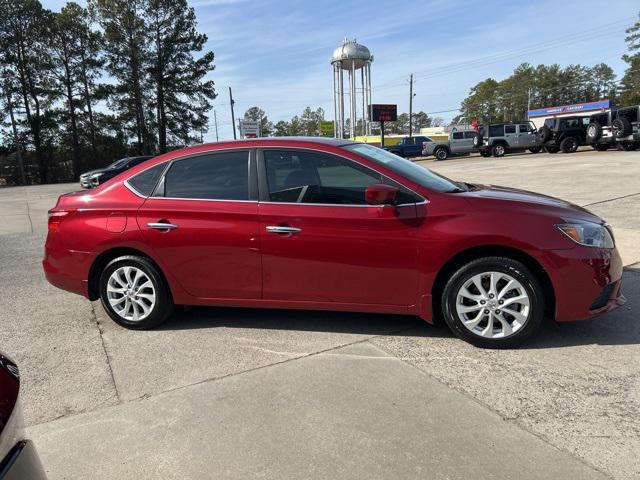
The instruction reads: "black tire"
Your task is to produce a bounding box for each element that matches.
[560,136,579,153]
[528,146,542,154]
[480,150,492,158]
[586,122,602,142]
[441,257,544,349]
[545,146,560,154]
[612,117,632,138]
[434,147,449,161]
[99,255,174,329]
[618,142,638,151]
[538,126,551,143]
[491,144,506,157]
[593,143,610,151]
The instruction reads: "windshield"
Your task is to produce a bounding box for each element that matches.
[343,143,462,193]
[108,158,129,170]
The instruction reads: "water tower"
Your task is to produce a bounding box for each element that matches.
[331,39,373,139]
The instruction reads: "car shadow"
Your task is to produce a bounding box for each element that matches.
[158,268,639,349]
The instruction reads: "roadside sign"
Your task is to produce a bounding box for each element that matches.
[320,120,334,137]
[239,120,260,138]
[370,104,397,122]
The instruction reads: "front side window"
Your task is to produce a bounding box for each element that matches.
[452,132,464,139]
[264,149,420,205]
[463,131,477,139]
[519,124,531,133]
[163,150,249,200]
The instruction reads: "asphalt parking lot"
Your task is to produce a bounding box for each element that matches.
[1,148,638,479]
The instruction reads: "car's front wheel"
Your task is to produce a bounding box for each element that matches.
[560,136,579,153]
[99,255,174,329]
[441,257,544,348]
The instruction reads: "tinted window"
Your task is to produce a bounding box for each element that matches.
[127,163,166,196]
[489,125,504,137]
[127,156,153,168]
[463,131,477,139]
[505,125,516,134]
[519,124,531,133]
[342,144,460,193]
[544,119,555,128]
[163,151,249,200]
[264,149,419,205]
[452,132,464,139]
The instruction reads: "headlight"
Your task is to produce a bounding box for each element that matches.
[555,220,614,249]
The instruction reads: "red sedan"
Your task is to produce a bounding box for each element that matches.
[43,138,625,348]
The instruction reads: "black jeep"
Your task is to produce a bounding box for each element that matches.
[587,106,640,151]
[537,116,589,153]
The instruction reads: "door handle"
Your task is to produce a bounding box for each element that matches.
[266,225,301,234]
[147,222,179,231]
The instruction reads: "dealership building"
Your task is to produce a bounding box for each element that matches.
[527,99,611,129]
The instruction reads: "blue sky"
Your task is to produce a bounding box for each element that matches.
[43,0,639,141]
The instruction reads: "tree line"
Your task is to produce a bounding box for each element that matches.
[1,0,215,184]
[455,12,640,124]
[243,106,443,137]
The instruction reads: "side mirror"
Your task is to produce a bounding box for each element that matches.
[365,183,398,205]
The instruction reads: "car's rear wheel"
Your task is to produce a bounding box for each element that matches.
[618,142,638,151]
[491,144,505,157]
[441,257,544,348]
[528,146,542,154]
[480,150,492,158]
[560,136,579,153]
[434,147,448,161]
[99,255,174,329]
[593,143,610,151]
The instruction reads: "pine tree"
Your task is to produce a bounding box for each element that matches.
[244,106,273,137]
[620,12,640,106]
[146,0,216,152]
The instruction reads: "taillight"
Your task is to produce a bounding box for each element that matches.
[48,210,73,232]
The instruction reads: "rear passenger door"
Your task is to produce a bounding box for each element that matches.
[136,149,262,299]
[450,132,465,153]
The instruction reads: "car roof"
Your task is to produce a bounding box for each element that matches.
[209,136,356,147]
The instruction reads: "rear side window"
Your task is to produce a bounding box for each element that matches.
[127,163,166,196]
[505,125,516,134]
[163,150,249,200]
[489,125,503,137]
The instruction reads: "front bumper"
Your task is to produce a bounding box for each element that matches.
[0,441,47,480]
[539,245,625,321]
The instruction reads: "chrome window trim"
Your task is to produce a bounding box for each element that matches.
[123,144,427,207]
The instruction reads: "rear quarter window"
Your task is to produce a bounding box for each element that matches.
[127,163,167,196]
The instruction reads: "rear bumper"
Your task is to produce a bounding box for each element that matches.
[43,236,92,298]
[539,245,625,321]
[0,441,47,480]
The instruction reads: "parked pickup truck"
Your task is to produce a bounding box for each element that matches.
[422,130,478,160]
[382,136,432,158]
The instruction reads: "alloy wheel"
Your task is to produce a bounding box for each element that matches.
[107,266,156,321]
[455,271,530,339]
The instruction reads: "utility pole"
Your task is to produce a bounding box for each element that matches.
[229,86,237,140]
[213,108,219,142]
[408,73,414,137]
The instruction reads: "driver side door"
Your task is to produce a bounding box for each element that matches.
[258,148,422,308]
